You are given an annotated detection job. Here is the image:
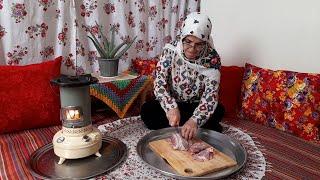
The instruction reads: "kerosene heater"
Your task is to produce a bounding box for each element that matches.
[51,74,102,164]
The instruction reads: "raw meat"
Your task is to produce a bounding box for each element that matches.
[167,133,190,151]
[192,147,216,162]
[167,133,216,162]
[188,142,211,154]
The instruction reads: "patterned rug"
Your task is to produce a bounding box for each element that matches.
[97,116,266,179]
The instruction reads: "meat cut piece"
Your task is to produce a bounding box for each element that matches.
[167,133,190,151]
[192,147,216,162]
[188,142,211,155]
[167,133,216,162]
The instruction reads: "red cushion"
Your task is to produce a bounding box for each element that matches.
[131,58,158,76]
[219,66,244,118]
[0,56,62,134]
[240,63,320,141]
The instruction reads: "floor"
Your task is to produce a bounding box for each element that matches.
[92,98,320,180]
[0,99,318,179]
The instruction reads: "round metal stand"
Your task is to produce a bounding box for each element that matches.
[137,127,247,179]
[29,136,127,179]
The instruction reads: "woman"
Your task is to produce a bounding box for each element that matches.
[140,12,224,140]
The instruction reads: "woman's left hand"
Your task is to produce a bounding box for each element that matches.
[181,118,198,140]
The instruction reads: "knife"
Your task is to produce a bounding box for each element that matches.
[175,126,180,134]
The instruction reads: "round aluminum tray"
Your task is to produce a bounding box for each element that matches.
[137,127,247,179]
[28,136,127,179]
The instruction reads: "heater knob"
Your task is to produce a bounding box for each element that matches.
[57,136,65,143]
[83,135,90,142]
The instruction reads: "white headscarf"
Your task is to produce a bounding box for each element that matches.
[179,12,214,49]
[165,12,220,80]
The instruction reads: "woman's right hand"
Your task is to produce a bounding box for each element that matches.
[166,108,180,127]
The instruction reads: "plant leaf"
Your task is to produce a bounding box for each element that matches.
[114,36,137,59]
[109,41,126,58]
[110,26,115,52]
[88,35,108,58]
[96,22,110,58]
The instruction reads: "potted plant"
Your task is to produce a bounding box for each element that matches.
[88,23,137,77]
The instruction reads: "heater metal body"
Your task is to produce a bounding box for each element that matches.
[51,75,101,164]
[59,86,91,128]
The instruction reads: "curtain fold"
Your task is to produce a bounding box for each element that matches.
[0,0,200,75]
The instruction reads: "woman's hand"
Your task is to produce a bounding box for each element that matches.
[166,108,180,127]
[181,118,198,140]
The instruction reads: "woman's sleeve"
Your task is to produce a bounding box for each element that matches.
[153,48,178,113]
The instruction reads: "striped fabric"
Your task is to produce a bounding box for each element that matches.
[0,126,59,180]
[90,75,153,118]
[225,118,320,179]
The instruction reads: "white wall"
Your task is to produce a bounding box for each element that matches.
[201,0,320,73]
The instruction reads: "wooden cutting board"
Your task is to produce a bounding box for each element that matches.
[149,138,237,177]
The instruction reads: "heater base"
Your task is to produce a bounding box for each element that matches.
[29,136,127,179]
[53,127,102,164]
[57,151,102,165]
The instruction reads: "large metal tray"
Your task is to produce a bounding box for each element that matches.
[28,136,127,179]
[137,127,247,179]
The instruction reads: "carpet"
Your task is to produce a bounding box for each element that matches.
[225,118,320,179]
[97,116,266,179]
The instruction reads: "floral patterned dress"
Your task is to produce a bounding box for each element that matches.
[154,43,221,127]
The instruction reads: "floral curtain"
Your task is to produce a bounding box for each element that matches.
[0,0,200,75]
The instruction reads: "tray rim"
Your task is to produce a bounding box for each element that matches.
[28,136,127,179]
[136,127,247,179]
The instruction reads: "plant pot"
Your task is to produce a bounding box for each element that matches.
[97,58,119,77]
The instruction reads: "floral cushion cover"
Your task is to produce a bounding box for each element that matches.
[240,63,319,141]
[131,57,158,76]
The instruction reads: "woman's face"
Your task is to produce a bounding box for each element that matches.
[182,35,206,59]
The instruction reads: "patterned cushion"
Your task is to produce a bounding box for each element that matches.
[131,58,158,76]
[240,63,320,141]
